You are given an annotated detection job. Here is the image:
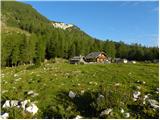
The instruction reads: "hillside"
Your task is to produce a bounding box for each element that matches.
[1,1,159,67]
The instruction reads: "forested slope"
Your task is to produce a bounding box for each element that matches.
[1,1,159,67]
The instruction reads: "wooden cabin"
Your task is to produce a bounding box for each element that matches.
[69,55,85,64]
[114,58,128,63]
[85,52,107,63]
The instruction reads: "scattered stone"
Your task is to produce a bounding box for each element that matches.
[81,90,85,95]
[31,93,39,97]
[142,81,146,84]
[156,88,159,94]
[100,108,112,116]
[133,91,141,99]
[14,74,18,77]
[69,91,76,99]
[148,99,159,109]
[89,81,93,85]
[10,100,19,107]
[1,74,5,78]
[21,99,30,110]
[15,78,22,82]
[26,103,38,115]
[4,81,8,84]
[74,115,83,119]
[77,83,80,86]
[27,90,39,97]
[1,113,9,119]
[143,95,149,104]
[136,86,141,90]
[131,61,136,64]
[115,83,120,86]
[133,98,137,101]
[97,94,105,102]
[2,100,10,108]
[93,73,96,77]
[120,108,124,113]
[128,72,132,75]
[13,87,16,90]
[2,90,8,94]
[124,112,130,118]
[27,90,34,95]
[94,82,98,85]
[136,80,140,83]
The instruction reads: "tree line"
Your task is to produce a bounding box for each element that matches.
[1,1,159,67]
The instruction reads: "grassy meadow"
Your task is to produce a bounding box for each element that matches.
[1,59,159,119]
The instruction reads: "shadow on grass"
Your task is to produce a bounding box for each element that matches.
[54,91,98,118]
[41,90,102,119]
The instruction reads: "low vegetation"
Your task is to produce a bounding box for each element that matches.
[1,60,159,119]
[2,1,159,67]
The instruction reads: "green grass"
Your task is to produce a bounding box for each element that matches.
[1,61,159,118]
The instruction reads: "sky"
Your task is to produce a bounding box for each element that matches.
[22,1,158,47]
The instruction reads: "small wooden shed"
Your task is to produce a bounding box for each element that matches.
[114,58,128,63]
[85,52,107,63]
[69,55,85,64]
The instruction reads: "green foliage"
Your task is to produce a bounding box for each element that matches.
[1,1,159,67]
[103,40,116,58]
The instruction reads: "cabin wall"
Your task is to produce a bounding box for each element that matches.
[96,53,107,63]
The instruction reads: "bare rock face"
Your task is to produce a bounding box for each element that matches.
[52,22,73,30]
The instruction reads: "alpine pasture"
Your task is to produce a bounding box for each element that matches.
[1,59,159,119]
